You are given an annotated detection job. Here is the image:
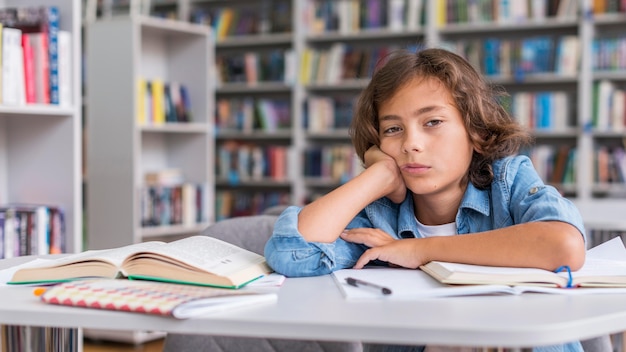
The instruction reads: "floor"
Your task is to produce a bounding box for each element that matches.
[83,338,165,352]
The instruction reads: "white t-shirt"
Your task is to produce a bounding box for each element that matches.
[416,219,467,352]
[415,217,457,237]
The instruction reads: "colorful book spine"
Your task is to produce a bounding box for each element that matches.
[46,6,60,105]
[21,33,36,103]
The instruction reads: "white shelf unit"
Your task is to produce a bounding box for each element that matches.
[0,0,83,253]
[86,15,214,249]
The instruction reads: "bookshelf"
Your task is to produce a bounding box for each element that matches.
[0,0,82,253]
[93,0,626,231]
[0,0,83,349]
[85,14,214,249]
[177,0,626,231]
[190,0,296,219]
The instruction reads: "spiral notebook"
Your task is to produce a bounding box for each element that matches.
[40,279,277,319]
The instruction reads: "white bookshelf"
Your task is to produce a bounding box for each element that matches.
[0,0,83,253]
[86,14,214,249]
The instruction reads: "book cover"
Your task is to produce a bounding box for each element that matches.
[40,279,277,319]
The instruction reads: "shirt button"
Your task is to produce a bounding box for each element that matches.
[529,187,539,195]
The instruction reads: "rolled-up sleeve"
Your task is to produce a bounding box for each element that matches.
[504,156,586,242]
[263,206,368,277]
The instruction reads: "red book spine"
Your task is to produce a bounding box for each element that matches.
[21,34,36,104]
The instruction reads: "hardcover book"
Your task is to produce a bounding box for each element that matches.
[9,236,272,288]
[40,279,277,319]
[420,237,626,289]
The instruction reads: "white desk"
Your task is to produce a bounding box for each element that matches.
[2,257,626,348]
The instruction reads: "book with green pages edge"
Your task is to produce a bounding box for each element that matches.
[8,236,272,289]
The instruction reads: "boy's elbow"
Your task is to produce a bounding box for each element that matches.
[263,234,334,277]
[553,223,586,271]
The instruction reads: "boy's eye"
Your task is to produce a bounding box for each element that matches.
[382,126,402,134]
[425,119,442,127]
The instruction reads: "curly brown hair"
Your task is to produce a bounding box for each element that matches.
[350,48,533,189]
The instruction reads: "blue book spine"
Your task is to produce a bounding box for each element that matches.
[47,6,60,105]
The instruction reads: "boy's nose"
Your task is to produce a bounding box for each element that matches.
[401,131,424,153]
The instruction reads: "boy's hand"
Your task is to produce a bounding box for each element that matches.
[340,228,395,248]
[341,229,427,269]
[364,146,406,203]
[350,237,428,270]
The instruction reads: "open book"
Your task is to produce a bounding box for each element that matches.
[333,237,626,300]
[40,279,277,319]
[9,236,272,288]
[421,237,626,289]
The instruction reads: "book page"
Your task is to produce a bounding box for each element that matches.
[124,236,265,276]
[16,241,166,269]
[433,261,556,277]
[572,258,626,278]
[586,236,626,261]
[332,267,518,300]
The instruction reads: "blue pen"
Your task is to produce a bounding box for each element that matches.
[345,277,392,295]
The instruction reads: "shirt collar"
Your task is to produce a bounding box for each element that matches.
[459,182,491,216]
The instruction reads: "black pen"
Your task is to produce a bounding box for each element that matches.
[345,277,392,295]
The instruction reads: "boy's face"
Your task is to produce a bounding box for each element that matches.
[377,77,474,200]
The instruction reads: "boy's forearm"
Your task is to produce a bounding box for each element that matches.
[298,163,397,243]
[422,221,586,271]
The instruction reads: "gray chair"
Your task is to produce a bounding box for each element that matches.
[162,211,613,352]
[162,211,363,352]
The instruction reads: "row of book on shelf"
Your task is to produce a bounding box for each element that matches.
[508,91,572,131]
[527,144,626,186]
[298,36,578,87]
[216,97,291,133]
[140,169,207,227]
[304,0,576,34]
[216,141,362,198]
[300,43,402,85]
[305,95,355,132]
[443,35,580,78]
[191,0,292,41]
[0,204,65,259]
[0,5,72,107]
[439,0,577,25]
[525,145,576,188]
[305,0,425,34]
[594,80,626,132]
[215,190,290,221]
[303,145,364,182]
[1,325,77,352]
[216,142,289,184]
[596,145,626,185]
[136,77,193,126]
[594,36,626,72]
[216,49,295,86]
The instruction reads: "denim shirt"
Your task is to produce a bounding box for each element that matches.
[264,155,586,278]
